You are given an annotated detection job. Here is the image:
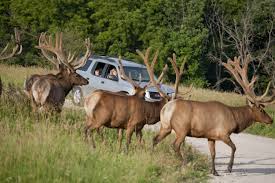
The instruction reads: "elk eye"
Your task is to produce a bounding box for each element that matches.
[260,108,264,113]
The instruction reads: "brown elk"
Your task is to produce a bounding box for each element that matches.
[0,28,22,96]
[152,55,274,176]
[84,48,187,150]
[25,32,90,112]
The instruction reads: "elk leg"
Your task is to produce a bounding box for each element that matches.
[96,127,104,142]
[152,126,171,148]
[172,135,186,162]
[222,136,236,173]
[208,139,218,176]
[84,125,90,142]
[117,129,123,150]
[125,127,135,153]
[136,130,143,145]
[84,124,97,149]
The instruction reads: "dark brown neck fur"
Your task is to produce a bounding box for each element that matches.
[230,105,254,133]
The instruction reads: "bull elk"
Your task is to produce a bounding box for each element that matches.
[84,48,188,150]
[153,55,274,176]
[0,28,22,96]
[24,32,90,112]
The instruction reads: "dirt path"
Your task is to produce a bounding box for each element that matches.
[186,133,275,183]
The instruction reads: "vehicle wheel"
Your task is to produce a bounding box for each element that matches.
[72,87,84,106]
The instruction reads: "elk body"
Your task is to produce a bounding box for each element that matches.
[28,66,88,112]
[25,32,91,112]
[84,89,166,149]
[84,49,187,150]
[153,56,275,176]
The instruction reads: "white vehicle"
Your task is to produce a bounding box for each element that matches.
[71,55,174,105]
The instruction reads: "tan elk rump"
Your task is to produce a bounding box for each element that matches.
[153,55,274,176]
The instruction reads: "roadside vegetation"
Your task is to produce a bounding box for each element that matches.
[0,64,209,183]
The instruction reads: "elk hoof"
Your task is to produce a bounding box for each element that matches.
[227,166,232,173]
[211,170,219,176]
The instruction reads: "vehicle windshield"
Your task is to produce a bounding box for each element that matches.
[123,66,151,82]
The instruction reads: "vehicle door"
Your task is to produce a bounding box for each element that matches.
[84,61,108,93]
[99,64,122,92]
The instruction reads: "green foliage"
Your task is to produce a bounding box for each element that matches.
[0,0,273,88]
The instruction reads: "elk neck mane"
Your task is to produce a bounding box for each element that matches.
[228,105,254,133]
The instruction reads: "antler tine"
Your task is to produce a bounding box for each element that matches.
[222,58,255,103]
[14,28,22,55]
[181,84,193,97]
[40,49,60,70]
[257,82,272,101]
[157,64,168,83]
[70,38,92,69]
[36,32,74,70]
[151,49,159,69]
[0,28,22,60]
[118,56,139,88]
[137,48,169,99]
[221,55,270,105]
[169,53,187,99]
[36,32,61,69]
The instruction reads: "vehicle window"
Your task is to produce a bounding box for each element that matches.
[123,66,150,82]
[78,60,92,71]
[92,62,106,77]
[105,64,118,81]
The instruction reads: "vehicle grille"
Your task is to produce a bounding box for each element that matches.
[149,92,161,99]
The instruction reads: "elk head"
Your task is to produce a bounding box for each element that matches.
[222,55,274,124]
[117,56,147,98]
[137,48,191,101]
[36,32,91,87]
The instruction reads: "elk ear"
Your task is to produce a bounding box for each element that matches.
[259,104,265,108]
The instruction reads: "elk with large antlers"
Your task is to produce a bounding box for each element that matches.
[0,28,22,96]
[153,55,274,176]
[84,48,187,150]
[24,32,90,112]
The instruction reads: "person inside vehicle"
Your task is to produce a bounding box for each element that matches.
[107,68,118,81]
[94,69,101,76]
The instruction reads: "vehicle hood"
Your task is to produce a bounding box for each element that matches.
[138,82,175,94]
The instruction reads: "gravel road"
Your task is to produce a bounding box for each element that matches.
[186,133,275,183]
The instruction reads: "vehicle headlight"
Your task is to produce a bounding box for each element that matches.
[145,91,150,99]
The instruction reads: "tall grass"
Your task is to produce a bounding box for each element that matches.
[0,86,209,183]
[0,64,50,87]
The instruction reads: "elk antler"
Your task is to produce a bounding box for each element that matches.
[168,53,187,99]
[0,28,22,60]
[222,55,275,106]
[136,48,170,100]
[156,64,168,84]
[118,56,140,89]
[36,32,92,70]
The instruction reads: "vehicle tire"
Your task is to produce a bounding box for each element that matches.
[72,87,84,106]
